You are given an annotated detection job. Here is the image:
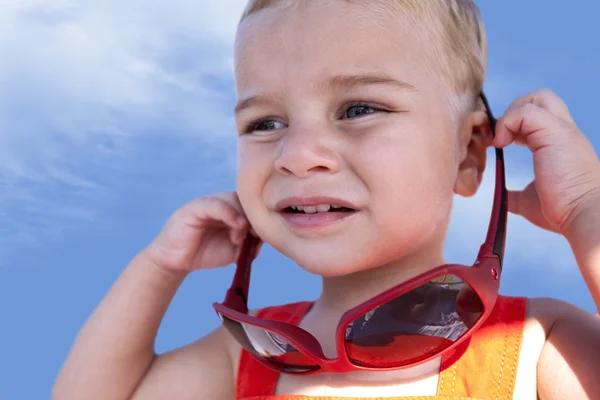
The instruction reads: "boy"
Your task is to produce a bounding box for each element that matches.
[53,1,600,399]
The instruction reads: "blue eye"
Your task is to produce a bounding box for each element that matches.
[247,119,285,133]
[343,104,377,119]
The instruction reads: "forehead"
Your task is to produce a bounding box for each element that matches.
[234,1,441,94]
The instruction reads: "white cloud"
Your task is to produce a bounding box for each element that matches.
[0,0,248,249]
[0,0,248,172]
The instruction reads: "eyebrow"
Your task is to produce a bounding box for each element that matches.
[234,73,417,115]
[328,73,417,93]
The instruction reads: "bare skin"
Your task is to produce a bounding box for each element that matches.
[53,2,600,399]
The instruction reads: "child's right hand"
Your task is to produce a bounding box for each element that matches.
[144,192,259,275]
[53,191,256,400]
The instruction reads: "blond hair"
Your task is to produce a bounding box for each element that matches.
[239,0,487,111]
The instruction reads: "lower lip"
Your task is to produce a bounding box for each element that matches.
[279,211,358,228]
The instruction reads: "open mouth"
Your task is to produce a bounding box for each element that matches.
[283,205,356,214]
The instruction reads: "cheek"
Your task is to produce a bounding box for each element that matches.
[355,129,454,188]
[236,142,273,223]
[354,129,456,227]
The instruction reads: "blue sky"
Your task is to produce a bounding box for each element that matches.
[1,1,599,399]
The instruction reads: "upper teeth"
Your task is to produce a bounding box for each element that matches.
[291,204,343,213]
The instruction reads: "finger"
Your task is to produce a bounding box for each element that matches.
[209,193,252,244]
[504,89,574,123]
[493,102,570,151]
[506,186,558,232]
[213,191,246,215]
[215,191,258,233]
[218,191,263,241]
[506,190,522,216]
[182,196,247,240]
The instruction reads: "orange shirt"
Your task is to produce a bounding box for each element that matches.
[236,295,527,400]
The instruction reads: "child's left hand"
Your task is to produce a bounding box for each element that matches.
[494,90,600,400]
[493,89,600,235]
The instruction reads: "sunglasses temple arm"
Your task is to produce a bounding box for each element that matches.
[478,93,508,269]
[223,234,261,313]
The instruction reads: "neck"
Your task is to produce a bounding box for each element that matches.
[315,242,447,317]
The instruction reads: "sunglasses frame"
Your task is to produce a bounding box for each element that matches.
[213,92,507,375]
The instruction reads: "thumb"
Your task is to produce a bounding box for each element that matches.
[507,190,522,216]
[505,184,558,233]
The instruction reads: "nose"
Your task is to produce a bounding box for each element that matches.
[274,125,341,178]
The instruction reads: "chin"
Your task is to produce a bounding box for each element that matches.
[295,258,366,277]
[277,242,388,278]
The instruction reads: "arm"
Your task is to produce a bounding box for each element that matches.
[52,251,235,400]
[536,199,600,399]
[564,198,600,314]
[534,298,600,400]
[53,193,253,399]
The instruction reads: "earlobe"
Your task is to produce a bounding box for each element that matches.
[454,163,482,197]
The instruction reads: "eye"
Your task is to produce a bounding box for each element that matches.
[341,103,380,120]
[244,119,286,134]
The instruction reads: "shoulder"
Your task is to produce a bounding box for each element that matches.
[495,295,594,334]
[137,300,313,399]
[525,296,598,338]
[517,297,600,399]
[526,297,579,324]
[521,296,597,359]
[130,324,238,399]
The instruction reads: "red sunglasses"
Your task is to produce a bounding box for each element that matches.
[214,93,507,374]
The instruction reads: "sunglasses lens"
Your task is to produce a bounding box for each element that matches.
[344,275,484,368]
[219,315,319,373]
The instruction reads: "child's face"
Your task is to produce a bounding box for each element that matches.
[234,1,485,277]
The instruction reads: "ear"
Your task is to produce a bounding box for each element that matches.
[454,109,493,198]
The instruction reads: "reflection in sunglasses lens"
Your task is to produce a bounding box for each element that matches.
[344,275,483,368]
[220,315,319,373]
